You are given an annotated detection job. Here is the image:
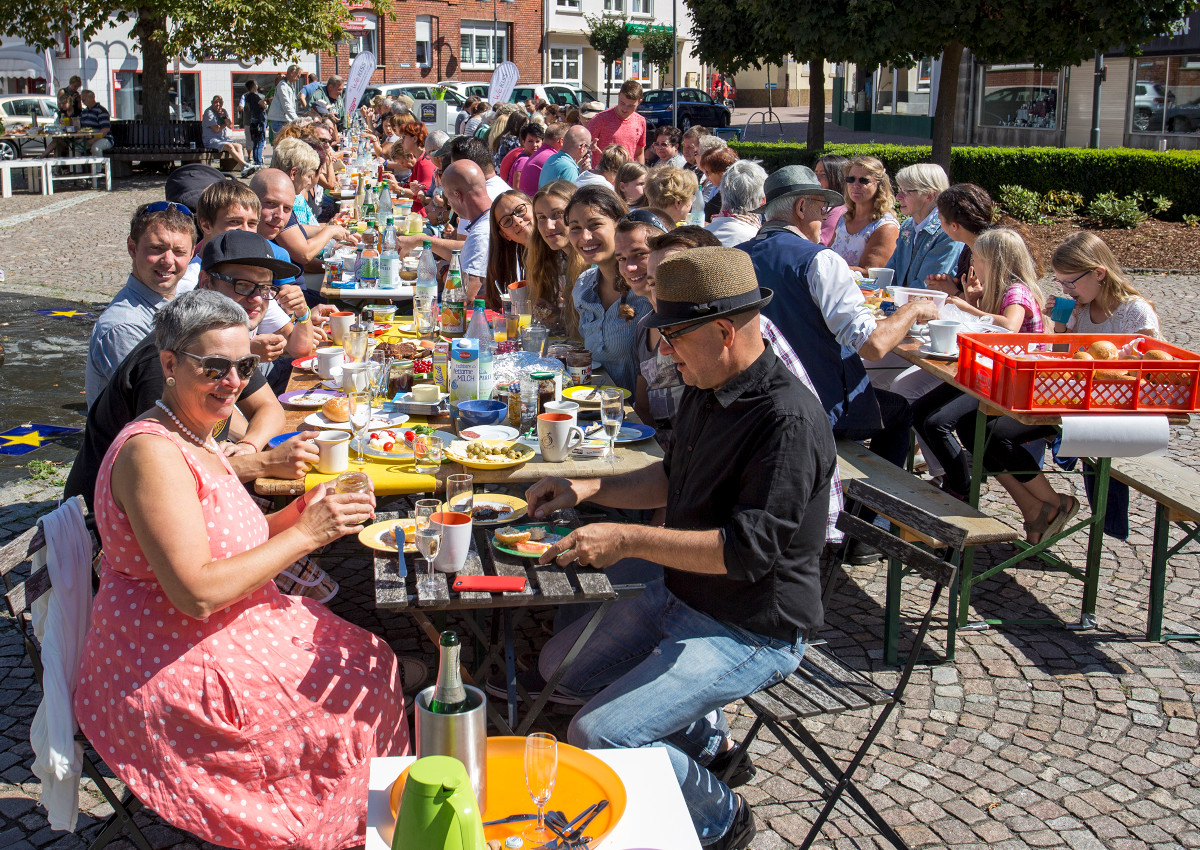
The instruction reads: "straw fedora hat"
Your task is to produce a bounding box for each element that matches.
[751,164,844,214]
[644,246,772,329]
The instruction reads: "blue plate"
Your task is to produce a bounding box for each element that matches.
[613,423,656,444]
[267,430,304,448]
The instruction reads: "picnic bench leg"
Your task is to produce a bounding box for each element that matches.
[956,407,989,631]
[1077,457,1111,630]
[1148,502,1169,641]
[503,609,518,732]
[884,554,901,667]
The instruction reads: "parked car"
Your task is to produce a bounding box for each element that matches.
[979,86,1057,127]
[0,95,58,159]
[510,84,588,107]
[1147,98,1200,133]
[637,88,731,131]
[361,85,469,107]
[1132,81,1176,132]
[437,80,491,100]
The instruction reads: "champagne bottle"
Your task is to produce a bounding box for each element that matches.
[427,631,469,714]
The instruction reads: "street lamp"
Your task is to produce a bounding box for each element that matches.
[480,0,515,72]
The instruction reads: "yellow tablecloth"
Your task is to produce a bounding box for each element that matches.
[306,460,437,496]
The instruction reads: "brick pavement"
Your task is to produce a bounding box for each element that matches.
[0,178,1198,848]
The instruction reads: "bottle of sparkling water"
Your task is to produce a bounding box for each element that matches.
[415,239,439,334]
[427,631,469,714]
[358,220,379,287]
[379,215,399,289]
[441,251,465,336]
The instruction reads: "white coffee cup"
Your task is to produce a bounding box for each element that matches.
[328,311,355,345]
[315,430,351,474]
[868,267,895,289]
[341,362,371,392]
[543,400,579,427]
[927,319,962,354]
[431,510,473,573]
[316,346,345,379]
[537,412,585,463]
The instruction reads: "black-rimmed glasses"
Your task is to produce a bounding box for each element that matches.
[175,351,261,381]
[499,203,530,230]
[207,270,276,299]
[1054,270,1091,291]
[658,317,718,350]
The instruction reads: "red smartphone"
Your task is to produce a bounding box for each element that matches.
[452,575,528,592]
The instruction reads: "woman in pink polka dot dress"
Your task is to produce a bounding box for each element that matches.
[74,291,409,849]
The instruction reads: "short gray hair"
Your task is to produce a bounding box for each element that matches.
[697,135,727,158]
[326,74,344,87]
[763,194,800,223]
[425,129,448,153]
[895,163,949,196]
[155,290,249,353]
[719,159,768,215]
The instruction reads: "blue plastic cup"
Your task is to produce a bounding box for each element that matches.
[1051,296,1076,324]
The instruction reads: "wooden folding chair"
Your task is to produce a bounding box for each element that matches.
[0,497,153,850]
[718,500,957,849]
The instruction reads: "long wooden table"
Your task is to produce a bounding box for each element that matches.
[892,337,1190,635]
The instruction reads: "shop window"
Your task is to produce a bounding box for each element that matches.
[113,70,200,121]
[1132,56,1200,133]
[978,65,1060,129]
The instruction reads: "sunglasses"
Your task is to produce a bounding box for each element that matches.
[619,209,670,232]
[499,203,530,230]
[659,317,719,350]
[143,200,193,217]
[175,350,261,381]
[1054,270,1091,291]
[207,270,277,299]
[844,176,874,185]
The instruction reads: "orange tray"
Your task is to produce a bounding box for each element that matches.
[955,333,1200,414]
[387,737,627,845]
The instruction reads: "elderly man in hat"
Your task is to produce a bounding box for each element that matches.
[524,247,836,850]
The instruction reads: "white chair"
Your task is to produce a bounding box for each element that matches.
[42,156,112,194]
[0,159,48,198]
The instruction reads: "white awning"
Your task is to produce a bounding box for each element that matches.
[0,45,47,78]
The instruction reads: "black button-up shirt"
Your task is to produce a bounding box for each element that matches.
[663,346,835,642]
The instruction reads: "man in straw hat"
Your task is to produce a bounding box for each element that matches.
[739,165,938,562]
[525,246,836,850]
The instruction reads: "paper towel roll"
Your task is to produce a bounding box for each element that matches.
[1058,414,1169,458]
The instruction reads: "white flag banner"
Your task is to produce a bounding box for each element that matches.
[345,51,376,114]
[488,61,520,104]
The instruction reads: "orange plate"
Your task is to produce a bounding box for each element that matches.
[388,737,627,845]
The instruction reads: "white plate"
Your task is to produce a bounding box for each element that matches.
[918,343,959,360]
[460,425,520,441]
[304,411,410,430]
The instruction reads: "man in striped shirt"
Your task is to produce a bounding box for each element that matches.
[79,90,113,156]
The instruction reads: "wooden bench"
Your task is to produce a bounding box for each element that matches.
[1110,455,1200,642]
[105,120,215,178]
[0,159,46,197]
[836,440,1018,662]
[43,156,112,193]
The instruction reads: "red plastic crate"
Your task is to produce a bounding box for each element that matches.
[954,333,1200,414]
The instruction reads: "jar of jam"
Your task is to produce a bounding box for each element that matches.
[333,470,371,494]
[531,371,557,415]
[565,349,593,387]
[387,360,413,397]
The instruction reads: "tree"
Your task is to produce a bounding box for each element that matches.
[639,25,677,90]
[3,0,389,123]
[685,0,1198,167]
[585,14,630,107]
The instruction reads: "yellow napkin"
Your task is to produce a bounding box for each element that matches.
[306,460,437,496]
[377,325,420,344]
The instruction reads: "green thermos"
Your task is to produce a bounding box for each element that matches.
[392,755,485,850]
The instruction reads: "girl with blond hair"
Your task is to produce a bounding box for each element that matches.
[1049,231,1160,337]
[830,155,898,273]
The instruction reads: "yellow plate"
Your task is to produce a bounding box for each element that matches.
[445,440,535,470]
[562,384,632,405]
[358,518,417,553]
[386,737,626,847]
[441,493,528,525]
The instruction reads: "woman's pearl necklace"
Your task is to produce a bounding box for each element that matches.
[155,400,219,453]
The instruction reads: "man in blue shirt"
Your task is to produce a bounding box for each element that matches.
[540,125,591,188]
[79,90,112,156]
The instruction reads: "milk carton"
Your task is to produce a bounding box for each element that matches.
[449,339,495,402]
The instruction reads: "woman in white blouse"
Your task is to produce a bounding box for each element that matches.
[829,155,899,275]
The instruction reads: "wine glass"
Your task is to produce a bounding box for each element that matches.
[446,473,473,515]
[600,389,624,471]
[413,498,442,594]
[348,391,371,470]
[523,732,558,846]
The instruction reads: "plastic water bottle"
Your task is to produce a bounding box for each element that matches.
[687,184,706,226]
[358,220,379,287]
[465,298,491,349]
[378,182,392,222]
[415,239,439,334]
[379,216,399,289]
[442,269,465,336]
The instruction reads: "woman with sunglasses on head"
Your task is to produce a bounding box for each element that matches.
[813,154,848,245]
[75,289,408,850]
[568,185,651,393]
[526,180,584,336]
[484,190,534,312]
[829,155,898,274]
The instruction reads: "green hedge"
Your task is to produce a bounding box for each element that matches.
[727,142,1200,219]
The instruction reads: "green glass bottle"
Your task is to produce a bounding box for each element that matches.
[427,631,469,714]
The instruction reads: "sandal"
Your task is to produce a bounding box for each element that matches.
[1023,500,1057,544]
[1042,494,1081,542]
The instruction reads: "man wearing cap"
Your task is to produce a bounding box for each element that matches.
[525,246,836,850]
[66,233,313,512]
[738,165,936,473]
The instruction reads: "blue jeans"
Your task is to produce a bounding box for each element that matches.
[538,577,806,845]
[247,123,266,165]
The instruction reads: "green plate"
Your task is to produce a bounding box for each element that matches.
[490,524,572,558]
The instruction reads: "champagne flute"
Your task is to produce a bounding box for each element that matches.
[523,732,558,846]
[348,391,371,470]
[446,473,473,515]
[413,498,442,594]
[600,389,624,471]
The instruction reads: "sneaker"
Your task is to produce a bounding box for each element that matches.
[711,793,755,850]
[845,539,883,566]
[239,165,253,178]
[484,668,586,707]
[707,747,757,788]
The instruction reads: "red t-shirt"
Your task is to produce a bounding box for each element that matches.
[500,147,526,184]
[586,108,647,168]
[407,153,436,215]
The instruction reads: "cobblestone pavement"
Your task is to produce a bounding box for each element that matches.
[0,178,1198,848]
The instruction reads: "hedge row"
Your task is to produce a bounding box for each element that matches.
[726,142,1200,220]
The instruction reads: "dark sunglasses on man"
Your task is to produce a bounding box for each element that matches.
[174,351,262,381]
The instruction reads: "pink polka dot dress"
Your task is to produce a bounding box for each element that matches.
[75,420,410,849]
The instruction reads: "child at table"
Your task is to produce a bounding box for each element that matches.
[1046,231,1161,338]
[911,228,1078,544]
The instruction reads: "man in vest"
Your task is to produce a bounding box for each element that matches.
[738,166,938,562]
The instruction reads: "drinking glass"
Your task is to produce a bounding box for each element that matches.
[599,389,624,471]
[413,498,442,595]
[368,355,390,404]
[523,732,558,846]
[348,391,371,470]
[344,327,369,363]
[446,473,474,515]
[414,434,444,474]
[520,324,548,357]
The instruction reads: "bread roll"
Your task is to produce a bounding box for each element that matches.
[1073,351,1094,361]
[1143,349,1173,361]
[1088,340,1119,361]
[494,527,532,547]
[322,397,349,422]
[1094,369,1131,380]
